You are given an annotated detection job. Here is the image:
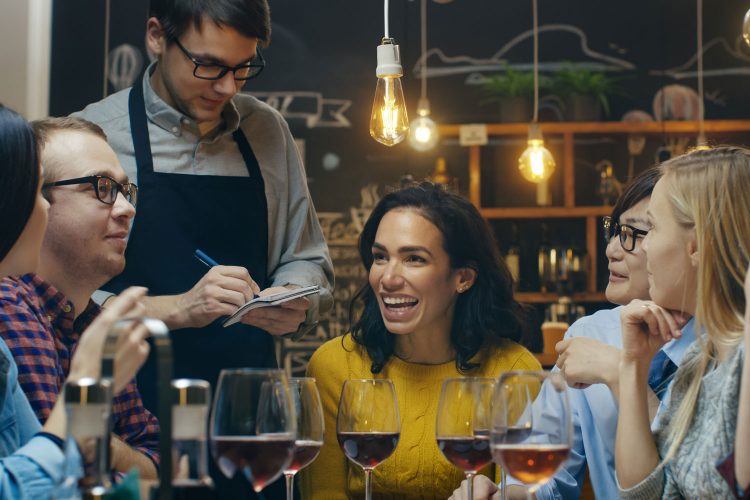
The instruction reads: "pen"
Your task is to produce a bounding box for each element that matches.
[194,249,220,268]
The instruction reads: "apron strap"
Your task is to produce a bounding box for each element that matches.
[128,75,155,175]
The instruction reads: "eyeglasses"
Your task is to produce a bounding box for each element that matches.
[43,175,138,207]
[173,38,265,81]
[602,216,649,252]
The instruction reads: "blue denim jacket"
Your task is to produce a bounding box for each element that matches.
[0,340,74,499]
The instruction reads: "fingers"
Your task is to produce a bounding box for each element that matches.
[449,476,498,500]
[203,267,258,302]
[240,306,307,336]
[279,296,310,310]
[209,266,260,295]
[100,287,148,320]
[555,338,571,355]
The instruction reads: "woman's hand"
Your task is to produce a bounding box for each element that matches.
[448,475,500,500]
[619,299,688,365]
[68,287,150,393]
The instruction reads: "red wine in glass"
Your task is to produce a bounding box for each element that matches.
[337,431,400,469]
[437,434,493,472]
[211,434,295,492]
[285,439,323,474]
[493,444,570,484]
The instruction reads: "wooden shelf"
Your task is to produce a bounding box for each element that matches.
[439,120,750,136]
[515,292,607,303]
[481,206,612,219]
[447,119,750,305]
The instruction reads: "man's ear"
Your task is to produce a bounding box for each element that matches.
[455,267,477,294]
[145,17,167,58]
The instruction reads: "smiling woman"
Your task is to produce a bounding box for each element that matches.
[300,183,540,500]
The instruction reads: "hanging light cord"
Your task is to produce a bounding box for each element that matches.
[102,0,111,98]
[384,0,390,38]
[420,0,427,100]
[697,0,705,140]
[532,0,539,123]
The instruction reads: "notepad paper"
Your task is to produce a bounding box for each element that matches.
[222,285,321,327]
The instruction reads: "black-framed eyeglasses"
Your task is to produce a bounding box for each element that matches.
[602,216,649,252]
[172,38,265,81]
[43,175,138,207]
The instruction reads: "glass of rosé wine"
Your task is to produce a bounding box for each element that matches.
[491,371,571,500]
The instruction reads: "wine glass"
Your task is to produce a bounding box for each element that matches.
[337,379,400,500]
[283,377,324,500]
[436,377,496,500]
[491,371,571,499]
[209,368,296,494]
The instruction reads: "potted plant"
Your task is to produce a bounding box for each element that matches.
[551,65,619,121]
[479,67,539,122]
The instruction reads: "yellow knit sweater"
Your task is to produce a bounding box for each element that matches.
[299,334,541,500]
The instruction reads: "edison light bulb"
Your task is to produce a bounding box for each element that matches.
[744,8,750,47]
[518,124,555,183]
[370,39,409,146]
[408,98,439,151]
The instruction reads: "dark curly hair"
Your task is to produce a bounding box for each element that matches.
[0,104,39,263]
[349,183,526,374]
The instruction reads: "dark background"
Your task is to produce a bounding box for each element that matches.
[50,0,750,353]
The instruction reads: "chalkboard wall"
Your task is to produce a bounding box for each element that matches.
[50,0,750,372]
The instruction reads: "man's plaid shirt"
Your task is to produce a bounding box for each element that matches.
[0,274,160,467]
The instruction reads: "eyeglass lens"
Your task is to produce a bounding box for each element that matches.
[96,177,137,205]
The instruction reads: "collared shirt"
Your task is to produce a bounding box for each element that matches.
[0,274,160,467]
[74,64,334,332]
[0,339,79,499]
[505,306,696,500]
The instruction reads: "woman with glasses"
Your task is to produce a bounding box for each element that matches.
[454,166,696,500]
[301,183,539,499]
[616,147,750,498]
[0,103,150,498]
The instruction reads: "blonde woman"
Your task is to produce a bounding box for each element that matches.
[616,147,750,498]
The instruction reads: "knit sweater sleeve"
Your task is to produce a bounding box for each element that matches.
[299,337,355,500]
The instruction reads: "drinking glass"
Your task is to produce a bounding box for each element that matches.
[337,379,400,500]
[283,377,324,500]
[436,377,496,500]
[209,368,296,494]
[491,371,571,500]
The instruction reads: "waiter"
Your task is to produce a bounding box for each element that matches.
[75,0,333,494]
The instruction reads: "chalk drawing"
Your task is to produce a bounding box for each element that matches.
[246,91,352,128]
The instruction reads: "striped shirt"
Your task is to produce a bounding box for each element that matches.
[0,274,159,467]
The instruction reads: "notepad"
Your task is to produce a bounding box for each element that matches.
[221,285,321,327]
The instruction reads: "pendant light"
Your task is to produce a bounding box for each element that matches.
[518,0,556,183]
[370,0,409,146]
[408,0,439,151]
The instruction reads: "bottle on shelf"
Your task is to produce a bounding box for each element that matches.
[505,223,521,289]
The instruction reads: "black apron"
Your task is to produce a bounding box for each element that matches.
[105,76,280,497]
[105,75,276,402]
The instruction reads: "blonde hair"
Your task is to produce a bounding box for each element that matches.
[659,146,750,461]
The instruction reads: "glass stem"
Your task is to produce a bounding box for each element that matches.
[466,472,475,500]
[500,469,507,500]
[364,468,373,500]
[526,484,537,500]
[285,472,295,500]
